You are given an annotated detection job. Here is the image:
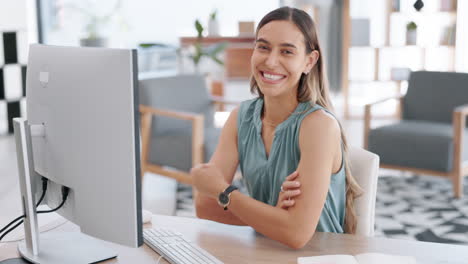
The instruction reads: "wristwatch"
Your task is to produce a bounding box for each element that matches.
[217,185,238,210]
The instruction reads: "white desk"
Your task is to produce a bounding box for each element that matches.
[1,214,468,264]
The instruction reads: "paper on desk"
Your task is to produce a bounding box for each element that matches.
[298,252,418,264]
[355,253,417,264]
[298,255,358,264]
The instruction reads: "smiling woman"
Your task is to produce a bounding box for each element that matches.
[251,21,319,99]
[191,6,362,249]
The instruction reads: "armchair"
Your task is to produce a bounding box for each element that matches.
[364,71,468,198]
[139,75,240,185]
[348,146,380,237]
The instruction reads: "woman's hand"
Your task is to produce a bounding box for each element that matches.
[191,163,229,199]
[276,171,301,209]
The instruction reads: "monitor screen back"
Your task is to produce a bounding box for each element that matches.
[26,44,142,247]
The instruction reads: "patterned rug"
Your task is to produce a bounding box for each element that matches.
[176,175,468,245]
[374,175,468,244]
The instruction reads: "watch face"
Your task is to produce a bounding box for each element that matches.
[218,193,229,205]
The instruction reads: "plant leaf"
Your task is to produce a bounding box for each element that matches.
[210,54,224,65]
[195,20,204,38]
[210,42,228,56]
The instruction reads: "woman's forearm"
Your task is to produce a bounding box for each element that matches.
[191,164,314,248]
[195,195,247,226]
[228,190,311,249]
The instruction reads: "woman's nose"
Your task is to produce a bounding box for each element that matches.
[264,51,279,68]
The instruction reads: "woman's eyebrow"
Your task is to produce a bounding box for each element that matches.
[256,38,270,44]
[255,38,297,49]
[280,43,297,49]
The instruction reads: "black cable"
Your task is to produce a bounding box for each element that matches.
[0,177,48,235]
[35,177,49,206]
[36,186,69,214]
[0,186,69,242]
[0,215,24,235]
[0,220,24,242]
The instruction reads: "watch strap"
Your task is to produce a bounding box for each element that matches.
[221,185,238,210]
[223,185,238,196]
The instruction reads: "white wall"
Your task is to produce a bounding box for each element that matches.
[42,0,279,47]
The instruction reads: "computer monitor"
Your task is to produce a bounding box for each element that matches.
[12,44,142,263]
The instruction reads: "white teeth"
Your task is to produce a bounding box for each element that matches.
[263,72,284,81]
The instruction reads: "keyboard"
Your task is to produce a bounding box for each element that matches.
[143,228,224,264]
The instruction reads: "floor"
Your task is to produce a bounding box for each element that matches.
[0,80,399,235]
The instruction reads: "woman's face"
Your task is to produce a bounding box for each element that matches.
[251,20,317,98]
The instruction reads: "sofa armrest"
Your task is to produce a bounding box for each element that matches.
[452,105,468,190]
[140,105,204,121]
[139,105,205,174]
[364,95,404,108]
[210,95,242,111]
[363,95,404,149]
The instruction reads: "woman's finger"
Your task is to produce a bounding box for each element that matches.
[277,186,301,209]
[278,189,301,203]
[286,171,299,180]
[281,199,295,209]
[285,189,301,198]
[281,181,301,191]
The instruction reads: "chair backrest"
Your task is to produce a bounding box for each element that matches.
[139,74,215,135]
[403,71,468,123]
[348,146,379,237]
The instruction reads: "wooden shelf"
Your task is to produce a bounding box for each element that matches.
[179,36,254,79]
[342,0,461,119]
[180,36,255,46]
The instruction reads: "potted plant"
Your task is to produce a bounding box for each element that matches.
[190,19,227,73]
[68,1,123,47]
[406,21,418,45]
[208,9,220,36]
[80,15,110,47]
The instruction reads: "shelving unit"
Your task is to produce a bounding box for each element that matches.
[342,0,461,119]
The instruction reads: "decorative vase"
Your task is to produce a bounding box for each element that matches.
[406,30,417,45]
[208,19,220,36]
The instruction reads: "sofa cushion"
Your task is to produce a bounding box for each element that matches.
[368,120,468,172]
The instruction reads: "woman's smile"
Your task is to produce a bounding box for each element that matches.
[259,70,287,84]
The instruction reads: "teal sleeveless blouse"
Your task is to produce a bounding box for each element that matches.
[237,98,346,233]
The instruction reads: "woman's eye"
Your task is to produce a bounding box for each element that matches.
[282,50,293,55]
[257,45,269,50]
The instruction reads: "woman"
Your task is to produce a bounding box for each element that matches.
[191,6,361,249]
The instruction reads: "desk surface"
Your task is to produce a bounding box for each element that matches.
[1,214,468,264]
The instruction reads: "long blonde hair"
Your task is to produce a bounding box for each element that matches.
[250,6,363,234]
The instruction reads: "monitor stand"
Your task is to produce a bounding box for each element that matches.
[13,118,117,264]
[18,232,117,264]
[0,258,30,264]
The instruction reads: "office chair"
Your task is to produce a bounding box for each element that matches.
[364,71,468,198]
[348,146,380,237]
[139,74,239,185]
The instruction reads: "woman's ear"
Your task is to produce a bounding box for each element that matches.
[304,50,319,74]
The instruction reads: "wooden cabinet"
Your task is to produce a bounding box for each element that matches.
[224,47,253,79]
